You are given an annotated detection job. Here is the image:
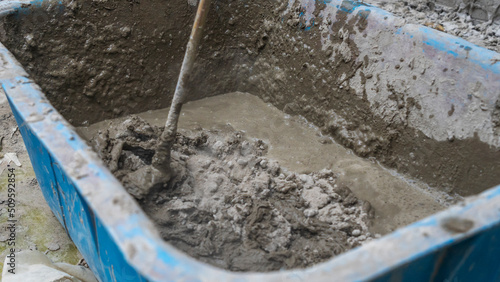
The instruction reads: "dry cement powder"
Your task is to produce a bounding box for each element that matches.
[87,115,374,272]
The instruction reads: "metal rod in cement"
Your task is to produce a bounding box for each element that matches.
[152,0,212,172]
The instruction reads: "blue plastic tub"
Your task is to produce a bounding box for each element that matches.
[2,0,500,281]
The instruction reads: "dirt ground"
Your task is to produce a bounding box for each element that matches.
[0,91,83,273]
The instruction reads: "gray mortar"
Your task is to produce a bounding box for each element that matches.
[0,0,498,224]
[87,115,374,272]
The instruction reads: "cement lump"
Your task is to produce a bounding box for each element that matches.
[89,115,375,272]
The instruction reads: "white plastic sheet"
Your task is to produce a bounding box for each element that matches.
[2,250,97,282]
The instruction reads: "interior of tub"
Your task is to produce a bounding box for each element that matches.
[1,0,499,273]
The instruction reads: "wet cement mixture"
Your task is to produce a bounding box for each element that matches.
[82,108,374,272]
[364,0,500,53]
[76,91,453,271]
[0,93,84,273]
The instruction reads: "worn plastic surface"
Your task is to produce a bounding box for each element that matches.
[2,0,500,281]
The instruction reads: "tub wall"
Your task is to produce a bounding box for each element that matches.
[0,1,234,125]
[239,0,500,196]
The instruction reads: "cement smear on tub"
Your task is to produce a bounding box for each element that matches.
[82,112,374,272]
